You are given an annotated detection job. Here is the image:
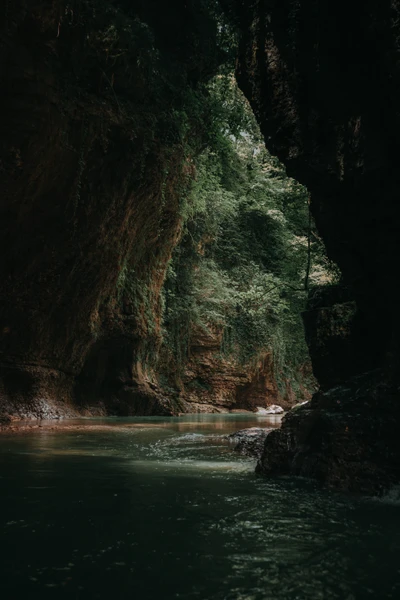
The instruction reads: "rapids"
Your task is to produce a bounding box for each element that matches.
[0,414,399,599]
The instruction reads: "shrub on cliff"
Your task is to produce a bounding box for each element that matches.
[161,75,337,392]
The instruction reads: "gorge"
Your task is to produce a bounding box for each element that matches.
[1,0,318,422]
[2,0,399,493]
[1,2,400,596]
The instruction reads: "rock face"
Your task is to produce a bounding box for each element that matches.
[225,1,400,491]
[230,0,400,376]
[257,285,400,493]
[302,285,372,390]
[0,0,220,419]
[257,371,400,495]
[229,427,274,458]
[161,326,311,414]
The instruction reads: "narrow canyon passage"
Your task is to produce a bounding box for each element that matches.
[1,415,400,599]
[2,1,400,598]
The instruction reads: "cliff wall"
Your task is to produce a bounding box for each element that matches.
[0,0,220,420]
[227,0,400,491]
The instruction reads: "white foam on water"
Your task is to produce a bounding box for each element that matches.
[371,485,400,506]
[125,458,253,476]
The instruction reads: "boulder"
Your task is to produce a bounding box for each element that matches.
[228,427,272,458]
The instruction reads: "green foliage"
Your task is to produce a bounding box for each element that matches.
[84,1,336,388]
[162,75,338,385]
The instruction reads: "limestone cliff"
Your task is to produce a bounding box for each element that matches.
[160,326,311,413]
[0,0,221,420]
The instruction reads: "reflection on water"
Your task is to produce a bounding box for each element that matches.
[0,414,399,599]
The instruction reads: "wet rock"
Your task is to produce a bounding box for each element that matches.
[229,427,272,458]
[257,371,400,495]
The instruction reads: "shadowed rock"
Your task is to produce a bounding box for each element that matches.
[229,427,273,458]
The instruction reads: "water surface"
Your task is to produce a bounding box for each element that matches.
[0,414,399,599]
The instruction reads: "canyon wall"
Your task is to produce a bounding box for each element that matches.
[229,0,400,372]
[159,326,311,414]
[226,0,400,491]
[0,0,222,420]
[3,0,399,470]
[0,0,308,422]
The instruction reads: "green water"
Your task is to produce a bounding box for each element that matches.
[0,414,399,599]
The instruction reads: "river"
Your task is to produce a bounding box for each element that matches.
[0,414,399,599]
